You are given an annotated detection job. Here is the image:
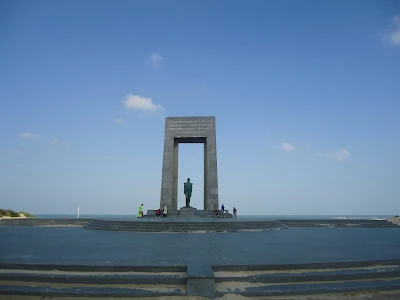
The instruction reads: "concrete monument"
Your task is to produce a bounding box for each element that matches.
[160,116,219,211]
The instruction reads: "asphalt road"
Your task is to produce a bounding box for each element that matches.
[1,227,400,266]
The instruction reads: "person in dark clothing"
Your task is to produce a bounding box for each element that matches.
[214,209,219,218]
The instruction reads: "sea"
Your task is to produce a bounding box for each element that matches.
[35,214,394,220]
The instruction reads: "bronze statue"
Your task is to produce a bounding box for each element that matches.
[183,178,193,207]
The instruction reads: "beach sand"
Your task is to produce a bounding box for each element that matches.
[0,213,27,220]
[388,216,400,225]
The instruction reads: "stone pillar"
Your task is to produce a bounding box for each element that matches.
[205,135,218,210]
[172,139,179,210]
[204,142,208,210]
[160,135,174,210]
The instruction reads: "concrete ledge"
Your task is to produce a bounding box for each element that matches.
[278,219,400,228]
[1,218,398,230]
[218,279,400,297]
[212,258,400,271]
[3,260,400,299]
[216,266,400,283]
[0,263,186,272]
[0,285,186,297]
[187,264,215,299]
[187,264,214,279]
[0,273,186,285]
[83,219,286,232]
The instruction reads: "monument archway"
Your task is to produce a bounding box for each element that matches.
[160,117,219,211]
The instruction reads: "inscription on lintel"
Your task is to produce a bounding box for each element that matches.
[166,119,214,134]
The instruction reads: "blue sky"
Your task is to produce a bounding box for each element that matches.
[1,0,399,215]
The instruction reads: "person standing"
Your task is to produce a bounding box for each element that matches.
[163,205,168,218]
[233,207,237,218]
[138,204,143,218]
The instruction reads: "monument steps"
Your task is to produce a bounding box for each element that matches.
[0,286,186,297]
[1,218,398,231]
[84,219,284,226]
[215,278,400,297]
[285,220,393,223]
[81,219,399,232]
[83,227,285,233]
[215,266,400,283]
[214,260,400,298]
[277,224,399,228]
[0,272,186,285]
[278,219,399,228]
[3,260,400,299]
[0,265,186,297]
[82,220,287,232]
[83,225,285,230]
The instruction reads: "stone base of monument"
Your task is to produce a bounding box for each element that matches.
[180,207,197,218]
[146,209,233,218]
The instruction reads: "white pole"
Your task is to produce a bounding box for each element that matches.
[77,207,80,218]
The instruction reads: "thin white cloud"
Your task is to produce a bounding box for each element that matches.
[114,118,128,124]
[317,148,351,162]
[51,137,69,147]
[51,137,61,144]
[281,142,295,152]
[19,132,40,140]
[149,52,163,69]
[383,14,400,46]
[123,93,163,112]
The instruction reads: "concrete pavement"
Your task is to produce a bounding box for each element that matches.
[1,227,400,266]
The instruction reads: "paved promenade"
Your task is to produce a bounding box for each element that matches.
[1,227,400,266]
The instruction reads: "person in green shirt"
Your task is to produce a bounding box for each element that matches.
[138,204,143,218]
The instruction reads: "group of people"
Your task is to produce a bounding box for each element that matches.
[139,203,237,219]
[214,204,237,218]
[156,205,168,218]
[138,204,168,218]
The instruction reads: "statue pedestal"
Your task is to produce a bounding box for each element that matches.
[180,207,197,218]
